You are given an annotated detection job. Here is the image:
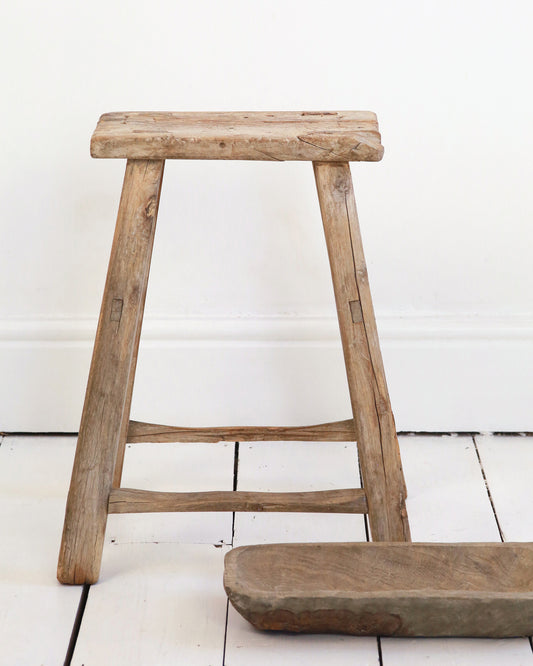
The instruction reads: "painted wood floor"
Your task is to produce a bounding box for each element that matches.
[1,433,532,665]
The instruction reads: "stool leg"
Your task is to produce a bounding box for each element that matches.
[313,161,410,542]
[58,159,165,584]
[111,236,153,490]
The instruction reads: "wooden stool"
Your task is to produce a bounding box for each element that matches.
[58,111,410,585]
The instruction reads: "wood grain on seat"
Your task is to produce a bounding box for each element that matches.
[90,111,383,161]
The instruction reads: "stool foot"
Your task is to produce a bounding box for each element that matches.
[57,159,164,584]
[314,161,410,542]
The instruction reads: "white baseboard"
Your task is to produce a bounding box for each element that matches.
[1,314,533,432]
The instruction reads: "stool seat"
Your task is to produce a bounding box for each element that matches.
[90,111,384,162]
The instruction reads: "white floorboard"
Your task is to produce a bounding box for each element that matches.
[225,441,377,666]
[225,608,379,666]
[381,436,533,666]
[475,434,533,541]
[73,440,236,664]
[0,436,82,666]
[382,638,532,665]
[2,434,532,665]
[399,435,501,542]
[72,543,229,666]
[233,441,367,545]
[107,441,235,546]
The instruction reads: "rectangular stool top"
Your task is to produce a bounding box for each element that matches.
[90,111,383,162]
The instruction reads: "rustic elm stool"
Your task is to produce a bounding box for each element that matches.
[58,111,411,586]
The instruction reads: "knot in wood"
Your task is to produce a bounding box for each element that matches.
[333,173,351,195]
[356,265,368,284]
[143,195,157,223]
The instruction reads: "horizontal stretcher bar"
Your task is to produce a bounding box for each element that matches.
[127,419,357,443]
[108,488,368,514]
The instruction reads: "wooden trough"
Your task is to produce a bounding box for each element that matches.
[224,542,533,637]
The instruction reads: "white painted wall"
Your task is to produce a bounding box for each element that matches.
[1,0,533,431]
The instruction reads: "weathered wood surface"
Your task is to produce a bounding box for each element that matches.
[57,159,164,585]
[313,162,410,542]
[112,188,161,489]
[91,111,383,162]
[109,487,367,514]
[224,542,533,637]
[109,488,367,513]
[127,419,356,443]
